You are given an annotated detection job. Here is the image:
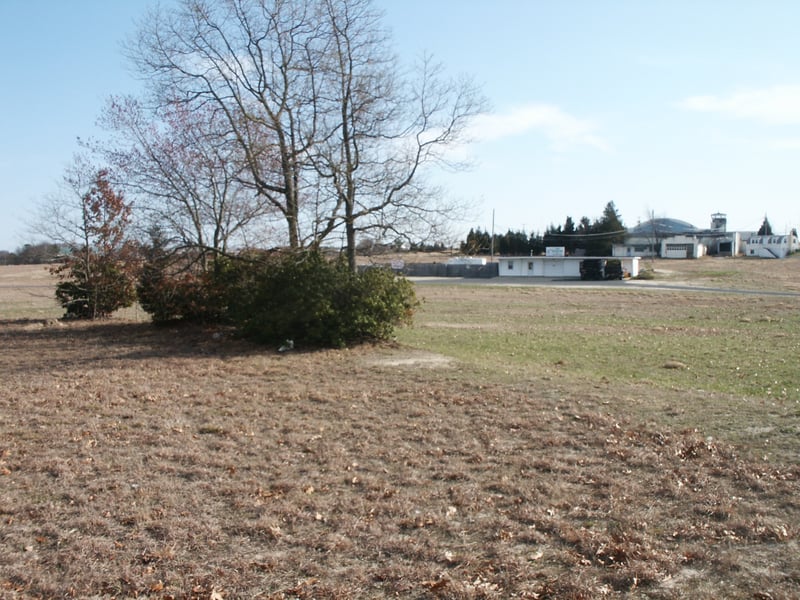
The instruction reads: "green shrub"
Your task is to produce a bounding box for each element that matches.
[54,257,137,319]
[340,265,418,342]
[228,251,417,347]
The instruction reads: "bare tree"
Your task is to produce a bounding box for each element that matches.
[312,0,485,269]
[94,96,271,270]
[126,0,485,266]
[128,0,328,249]
[36,155,108,251]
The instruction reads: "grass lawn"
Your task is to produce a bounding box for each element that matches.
[1,258,799,599]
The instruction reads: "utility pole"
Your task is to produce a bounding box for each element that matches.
[490,209,495,261]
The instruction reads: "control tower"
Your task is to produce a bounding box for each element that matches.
[710,213,727,232]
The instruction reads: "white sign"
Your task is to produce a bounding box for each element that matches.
[546,246,565,257]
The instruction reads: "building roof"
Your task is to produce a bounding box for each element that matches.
[627,218,698,237]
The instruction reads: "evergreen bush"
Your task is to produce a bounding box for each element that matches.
[55,257,137,319]
[228,251,417,347]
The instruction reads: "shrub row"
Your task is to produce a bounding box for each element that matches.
[137,250,417,348]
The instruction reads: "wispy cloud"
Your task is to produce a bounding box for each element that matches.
[679,85,800,124]
[469,104,609,152]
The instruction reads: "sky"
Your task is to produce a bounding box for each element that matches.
[2,1,800,251]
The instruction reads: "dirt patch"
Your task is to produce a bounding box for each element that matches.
[364,349,455,368]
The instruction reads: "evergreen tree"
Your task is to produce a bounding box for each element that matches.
[585,202,625,256]
[562,216,576,253]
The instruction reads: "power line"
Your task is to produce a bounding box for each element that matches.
[544,229,627,239]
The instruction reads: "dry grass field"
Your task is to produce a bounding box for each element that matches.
[1,257,799,599]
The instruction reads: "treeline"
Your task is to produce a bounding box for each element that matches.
[461,201,626,257]
[354,237,449,254]
[0,243,62,265]
[461,229,546,256]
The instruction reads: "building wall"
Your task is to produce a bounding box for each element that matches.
[660,235,705,259]
[499,257,581,277]
[498,257,640,278]
[744,235,796,258]
[702,232,741,256]
[613,239,658,258]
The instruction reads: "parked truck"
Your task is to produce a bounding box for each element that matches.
[579,258,623,280]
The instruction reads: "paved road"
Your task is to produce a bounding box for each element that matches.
[409,276,800,298]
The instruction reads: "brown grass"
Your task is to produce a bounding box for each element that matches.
[1,259,799,599]
[0,265,62,320]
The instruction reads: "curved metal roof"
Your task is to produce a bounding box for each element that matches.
[627,218,698,236]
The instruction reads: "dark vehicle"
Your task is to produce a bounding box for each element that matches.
[580,258,624,280]
[604,259,623,280]
[579,259,604,280]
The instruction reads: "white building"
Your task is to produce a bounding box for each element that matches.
[744,233,798,258]
[613,218,699,258]
[613,215,741,259]
[661,235,706,259]
[497,256,640,278]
